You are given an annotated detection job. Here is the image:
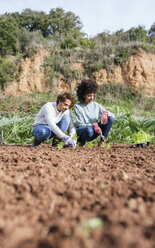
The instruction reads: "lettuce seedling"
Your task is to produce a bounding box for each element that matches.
[79,217,103,235]
[132,130,153,144]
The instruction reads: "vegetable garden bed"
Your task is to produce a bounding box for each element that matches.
[0,144,154,248]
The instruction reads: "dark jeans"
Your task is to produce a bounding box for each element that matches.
[32,114,70,143]
[77,116,114,145]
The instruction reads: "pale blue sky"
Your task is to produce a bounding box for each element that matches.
[0,0,154,37]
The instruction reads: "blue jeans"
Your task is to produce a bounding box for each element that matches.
[77,116,114,145]
[32,114,70,143]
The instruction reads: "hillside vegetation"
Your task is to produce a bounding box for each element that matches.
[0,8,155,91]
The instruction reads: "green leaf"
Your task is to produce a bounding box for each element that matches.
[132,130,153,144]
[79,217,103,235]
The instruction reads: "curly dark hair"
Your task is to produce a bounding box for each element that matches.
[57,92,75,108]
[76,79,98,102]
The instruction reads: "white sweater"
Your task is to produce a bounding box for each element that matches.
[32,102,76,138]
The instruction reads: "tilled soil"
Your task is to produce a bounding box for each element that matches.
[0,144,154,248]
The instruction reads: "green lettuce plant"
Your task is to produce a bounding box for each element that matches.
[132,130,153,144]
[79,217,103,235]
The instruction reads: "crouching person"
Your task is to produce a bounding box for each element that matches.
[32,92,76,148]
[74,79,114,147]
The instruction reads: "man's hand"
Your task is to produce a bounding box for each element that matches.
[62,135,76,147]
[101,111,108,125]
[93,122,101,135]
[69,133,74,138]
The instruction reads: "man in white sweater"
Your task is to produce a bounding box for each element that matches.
[32,92,76,147]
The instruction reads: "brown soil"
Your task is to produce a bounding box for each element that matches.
[0,144,154,248]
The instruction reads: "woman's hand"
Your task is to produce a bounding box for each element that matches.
[93,123,101,135]
[101,111,108,125]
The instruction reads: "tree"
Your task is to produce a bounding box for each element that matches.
[48,8,83,40]
[9,8,84,40]
[19,9,50,37]
[125,26,147,42]
[0,15,21,56]
[148,22,155,36]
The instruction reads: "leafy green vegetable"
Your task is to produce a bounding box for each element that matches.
[87,142,94,148]
[0,97,155,146]
[132,130,153,144]
[129,199,137,209]
[79,217,103,235]
[55,141,64,149]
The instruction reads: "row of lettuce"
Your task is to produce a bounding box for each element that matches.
[0,105,154,146]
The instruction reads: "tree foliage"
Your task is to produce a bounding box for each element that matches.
[0,7,84,56]
[48,8,83,39]
[6,8,84,40]
[0,8,155,91]
[19,9,50,37]
[126,26,147,42]
[148,22,155,36]
[0,15,21,56]
[114,26,147,43]
[0,57,20,89]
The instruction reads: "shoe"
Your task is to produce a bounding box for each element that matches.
[52,136,62,147]
[32,137,41,147]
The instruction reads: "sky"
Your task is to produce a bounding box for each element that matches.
[0,0,154,37]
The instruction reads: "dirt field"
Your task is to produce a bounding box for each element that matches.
[0,144,154,248]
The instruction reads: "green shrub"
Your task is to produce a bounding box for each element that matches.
[61,36,80,49]
[96,84,155,115]
[20,28,49,57]
[0,57,21,89]
[0,15,21,56]
[43,46,84,87]
[0,92,55,116]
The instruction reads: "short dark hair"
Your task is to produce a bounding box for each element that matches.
[57,92,75,108]
[76,79,98,102]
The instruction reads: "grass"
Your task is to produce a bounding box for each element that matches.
[0,84,155,145]
[0,92,56,116]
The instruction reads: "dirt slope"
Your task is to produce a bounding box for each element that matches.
[4,49,50,96]
[94,52,155,97]
[3,50,155,97]
[0,144,154,248]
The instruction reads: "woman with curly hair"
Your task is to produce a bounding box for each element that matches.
[74,79,114,146]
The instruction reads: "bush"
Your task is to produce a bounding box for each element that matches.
[0,57,21,89]
[96,83,155,115]
[0,15,21,56]
[20,28,48,57]
[43,46,83,87]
